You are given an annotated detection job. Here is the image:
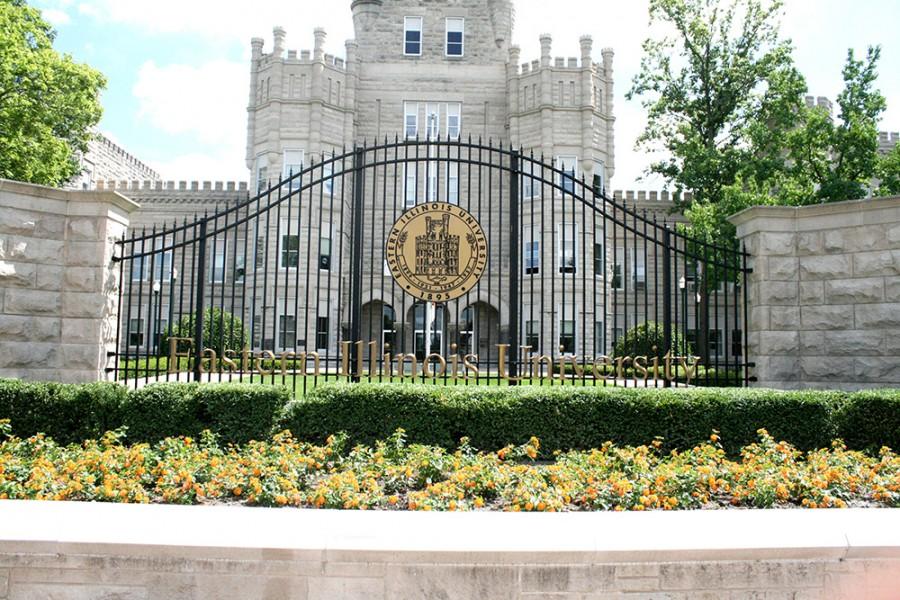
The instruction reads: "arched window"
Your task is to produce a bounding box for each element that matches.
[413,303,444,360]
[382,305,396,352]
[458,306,475,355]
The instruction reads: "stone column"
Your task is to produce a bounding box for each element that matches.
[0,179,138,383]
[729,196,900,390]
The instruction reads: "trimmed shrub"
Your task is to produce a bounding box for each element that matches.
[281,383,865,455]
[838,390,900,452]
[0,379,290,445]
[163,307,247,356]
[613,321,691,358]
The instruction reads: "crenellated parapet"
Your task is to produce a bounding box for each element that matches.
[96,180,248,192]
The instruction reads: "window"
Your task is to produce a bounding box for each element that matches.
[131,241,172,282]
[279,315,296,350]
[594,242,604,277]
[404,17,423,56]
[446,18,464,57]
[612,246,625,289]
[709,329,722,356]
[382,305,396,351]
[405,164,417,208]
[255,157,268,193]
[322,153,334,196]
[559,309,576,355]
[209,240,226,283]
[446,103,461,139]
[152,318,167,354]
[525,320,540,352]
[613,327,624,348]
[426,159,438,202]
[593,159,605,197]
[128,318,144,347]
[280,224,300,269]
[594,321,605,354]
[425,103,440,140]
[252,314,262,348]
[525,240,540,275]
[556,156,578,195]
[319,223,332,271]
[413,303,444,360]
[458,307,475,355]
[255,233,265,269]
[447,162,459,204]
[282,150,304,190]
[404,102,418,139]
[234,246,246,283]
[631,247,646,290]
[316,316,329,352]
[522,172,537,200]
[558,223,577,274]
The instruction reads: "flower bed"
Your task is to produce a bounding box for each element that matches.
[1,420,897,511]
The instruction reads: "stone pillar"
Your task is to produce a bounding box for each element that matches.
[729,195,900,390]
[0,179,138,383]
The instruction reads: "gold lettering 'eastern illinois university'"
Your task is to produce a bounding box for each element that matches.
[386,202,487,301]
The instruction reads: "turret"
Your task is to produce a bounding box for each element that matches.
[273,26,286,59]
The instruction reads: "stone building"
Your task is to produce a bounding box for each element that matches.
[66,133,160,191]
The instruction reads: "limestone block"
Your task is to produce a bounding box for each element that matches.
[0,567,7,598]
[854,357,900,382]
[4,289,61,316]
[759,232,796,256]
[309,576,384,600]
[63,267,103,293]
[0,261,36,288]
[758,281,798,305]
[853,251,900,277]
[824,331,883,356]
[797,232,823,255]
[799,255,852,280]
[750,306,770,331]
[4,583,147,600]
[60,344,101,370]
[0,207,39,235]
[66,242,108,268]
[824,227,885,253]
[4,236,65,264]
[757,331,799,354]
[800,331,825,354]
[34,265,64,291]
[753,355,800,381]
[0,341,59,369]
[767,257,799,281]
[824,278,884,304]
[384,565,516,600]
[67,217,101,241]
[801,357,854,381]
[62,292,109,319]
[770,307,800,330]
[799,281,824,304]
[800,305,853,330]
[887,224,900,244]
[0,239,25,261]
[886,277,900,302]
[61,319,104,345]
[521,565,614,593]
[855,303,900,329]
[0,315,60,342]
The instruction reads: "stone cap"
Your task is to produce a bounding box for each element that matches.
[0,178,140,216]
[728,195,900,238]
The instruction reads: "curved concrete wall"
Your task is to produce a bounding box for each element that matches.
[0,500,898,599]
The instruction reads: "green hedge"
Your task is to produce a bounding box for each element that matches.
[281,383,898,455]
[1,379,898,454]
[0,379,290,446]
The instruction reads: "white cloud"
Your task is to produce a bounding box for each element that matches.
[132,59,248,146]
[146,150,246,183]
[41,8,71,26]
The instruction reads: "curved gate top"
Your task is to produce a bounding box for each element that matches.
[113,137,751,394]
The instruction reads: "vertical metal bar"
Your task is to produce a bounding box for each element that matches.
[193,219,208,382]
[743,245,750,387]
[349,145,366,381]
[661,226,672,388]
[508,149,520,382]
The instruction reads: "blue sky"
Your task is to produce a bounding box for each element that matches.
[36,0,900,189]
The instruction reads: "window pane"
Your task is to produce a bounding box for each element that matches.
[316,317,329,350]
[558,223,577,274]
[319,237,331,270]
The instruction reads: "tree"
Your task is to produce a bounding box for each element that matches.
[613,321,692,359]
[876,141,900,197]
[628,0,803,362]
[784,47,887,204]
[164,308,248,358]
[0,0,106,185]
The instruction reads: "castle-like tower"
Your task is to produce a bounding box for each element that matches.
[245,0,615,192]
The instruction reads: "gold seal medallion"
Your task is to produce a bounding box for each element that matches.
[386,203,487,301]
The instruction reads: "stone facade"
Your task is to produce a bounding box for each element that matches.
[0,179,137,383]
[66,133,161,191]
[730,195,900,390]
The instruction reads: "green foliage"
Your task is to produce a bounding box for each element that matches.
[163,307,248,357]
[612,321,691,358]
[281,383,897,456]
[0,0,106,185]
[876,141,900,197]
[0,379,289,445]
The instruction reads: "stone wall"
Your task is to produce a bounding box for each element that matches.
[730,196,900,390]
[0,179,136,383]
[0,501,897,599]
[66,133,161,191]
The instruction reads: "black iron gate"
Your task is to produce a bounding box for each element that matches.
[112,138,751,394]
